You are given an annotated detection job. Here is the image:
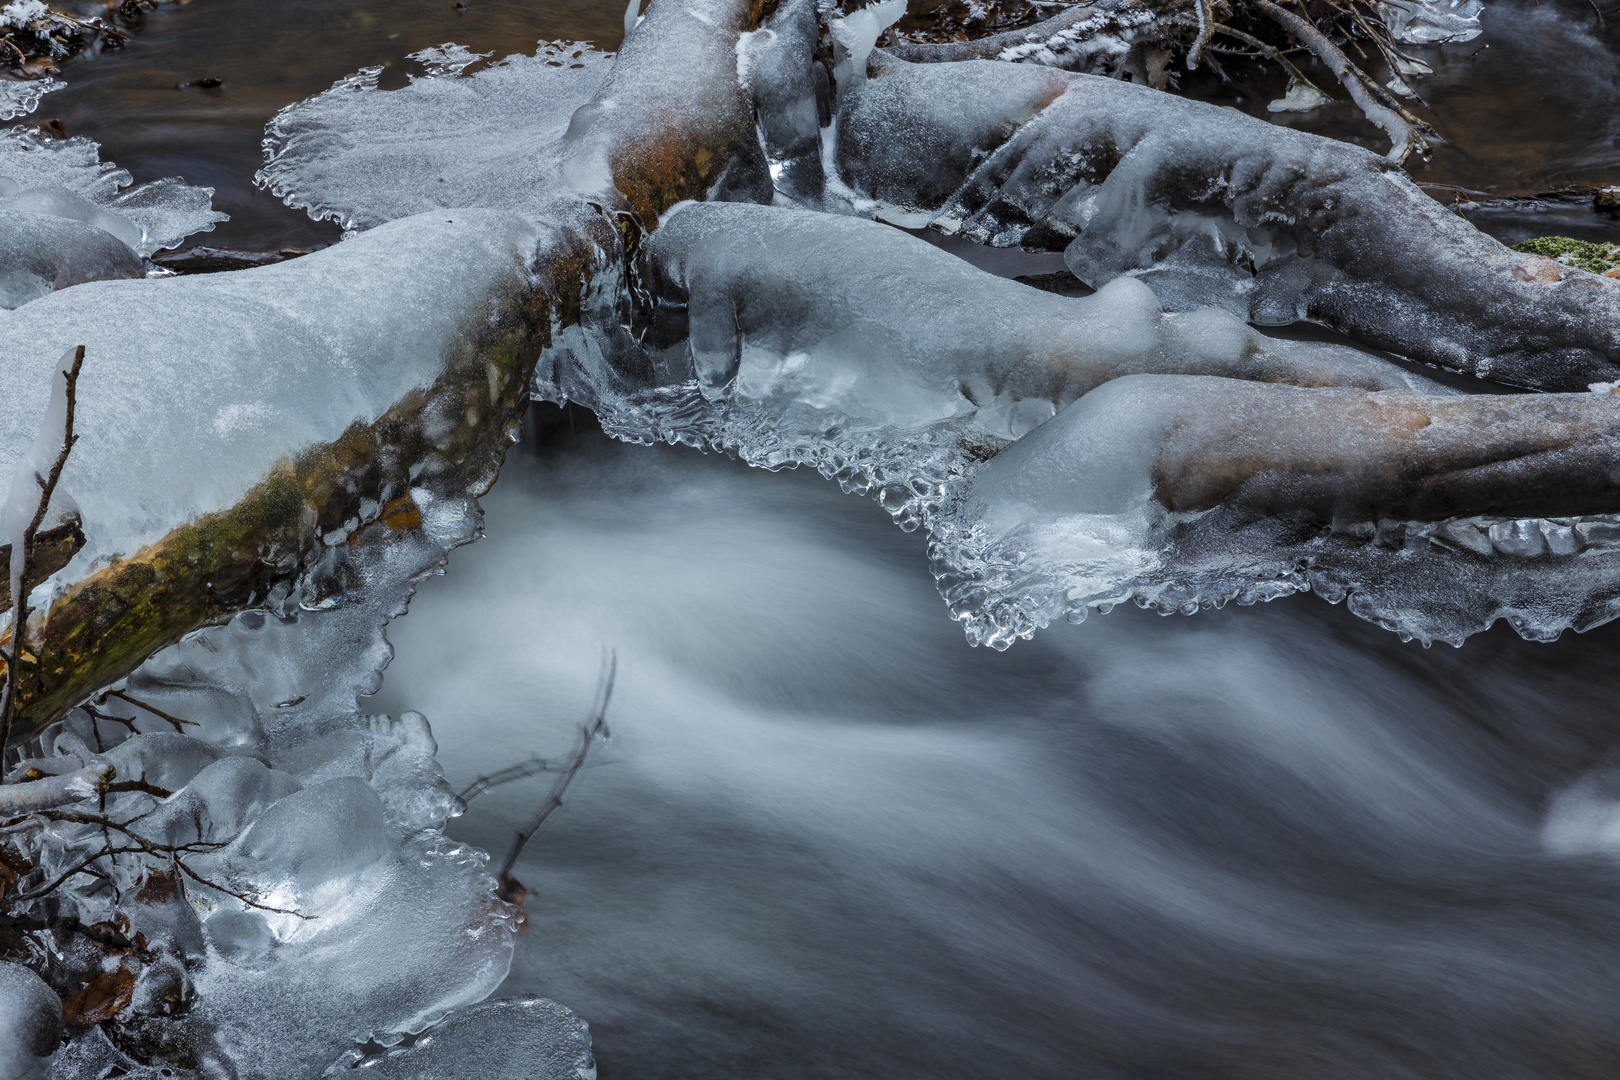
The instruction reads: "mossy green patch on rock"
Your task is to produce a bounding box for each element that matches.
[1511,236,1620,275]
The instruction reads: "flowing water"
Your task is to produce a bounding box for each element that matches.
[27,2,1620,1076]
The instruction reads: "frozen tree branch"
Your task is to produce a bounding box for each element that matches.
[1251,0,1434,162]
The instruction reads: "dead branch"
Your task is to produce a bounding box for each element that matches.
[1251,0,1435,162]
[0,345,85,769]
[498,650,617,884]
[458,754,561,804]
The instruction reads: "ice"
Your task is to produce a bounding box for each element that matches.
[230,777,391,892]
[738,0,826,201]
[930,376,1620,648]
[10,505,520,1079]
[832,54,1620,392]
[0,0,48,27]
[0,209,144,308]
[828,0,905,92]
[325,997,596,1079]
[531,198,1620,648]
[1380,0,1482,44]
[0,76,61,122]
[881,0,1194,74]
[0,209,542,576]
[257,42,613,234]
[539,201,1434,528]
[0,127,224,255]
[0,962,59,1080]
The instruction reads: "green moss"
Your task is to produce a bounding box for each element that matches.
[1510,236,1620,275]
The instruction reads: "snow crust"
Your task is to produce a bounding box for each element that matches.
[0,127,225,256]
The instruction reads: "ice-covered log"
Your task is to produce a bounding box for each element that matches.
[0,211,553,741]
[0,0,780,741]
[934,377,1620,647]
[534,199,1620,648]
[834,53,1620,392]
[542,201,1443,524]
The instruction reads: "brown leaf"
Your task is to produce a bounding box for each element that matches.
[134,869,177,905]
[63,967,135,1027]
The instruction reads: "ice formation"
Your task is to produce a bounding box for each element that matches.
[257,41,614,234]
[7,499,521,1079]
[542,201,1438,527]
[0,961,59,1080]
[11,0,1620,1067]
[0,76,61,123]
[832,53,1620,392]
[882,0,1196,76]
[325,996,595,1078]
[0,127,225,257]
[1379,0,1482,44]
[534,200,1620,647]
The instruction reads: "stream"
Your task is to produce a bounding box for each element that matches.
[23,0,1620,1075]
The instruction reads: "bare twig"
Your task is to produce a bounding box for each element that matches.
[0,345,85,769]
[458,754,561,804]
[1211,21,1325,95]
[498,650,616,883]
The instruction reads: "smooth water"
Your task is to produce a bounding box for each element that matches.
[21,1,1620,1076]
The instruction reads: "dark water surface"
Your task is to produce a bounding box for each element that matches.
[24,3,1620,1077]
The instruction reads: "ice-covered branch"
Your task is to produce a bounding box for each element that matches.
[0,760,109,815]
[1251,0,1432,163]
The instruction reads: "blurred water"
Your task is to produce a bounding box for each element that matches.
[370,409,1620,1080]
[17,0,1620,1074]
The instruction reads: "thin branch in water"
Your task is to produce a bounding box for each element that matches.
[458,754,561,804]
[0,344,85,770]
[498,650,617,884]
